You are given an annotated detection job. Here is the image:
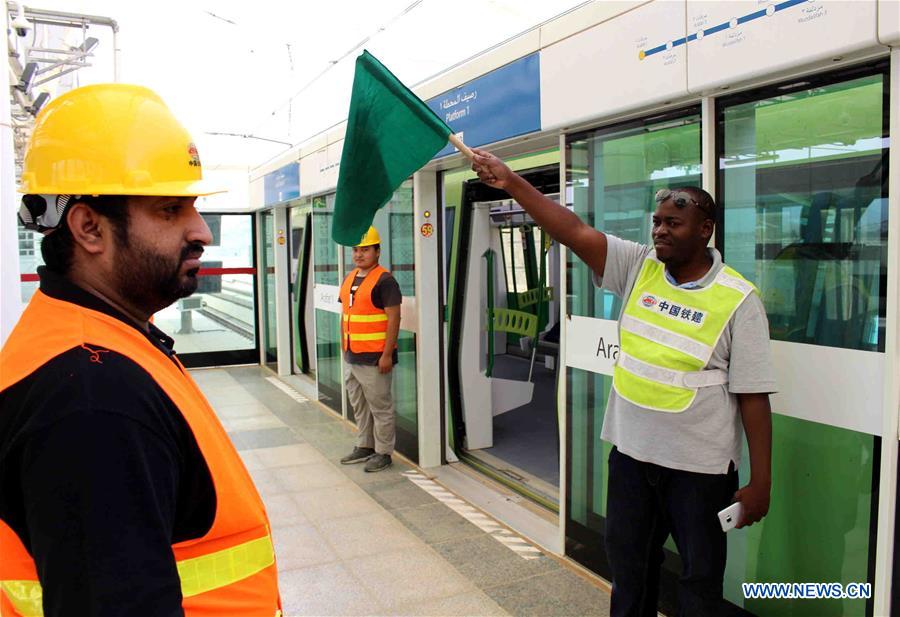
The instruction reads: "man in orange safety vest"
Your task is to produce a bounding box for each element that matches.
[0,84,281,616]
[338,226,402,473]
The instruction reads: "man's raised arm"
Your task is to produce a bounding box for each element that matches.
[471,147,608,278]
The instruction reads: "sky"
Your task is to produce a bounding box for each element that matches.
[12,0,589,175]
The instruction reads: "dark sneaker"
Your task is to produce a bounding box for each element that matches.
[364,453,392,473]
[340,447,375,465]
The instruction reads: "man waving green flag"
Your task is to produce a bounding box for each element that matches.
[332,50,468,245]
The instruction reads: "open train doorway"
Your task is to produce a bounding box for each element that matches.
[445,165,562,509]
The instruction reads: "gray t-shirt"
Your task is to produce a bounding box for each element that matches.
[595,235,777,474]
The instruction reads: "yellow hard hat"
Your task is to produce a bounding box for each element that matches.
[18,83,222,197]
[355,226,381,247]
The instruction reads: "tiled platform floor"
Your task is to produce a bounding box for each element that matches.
[191,365,612,617]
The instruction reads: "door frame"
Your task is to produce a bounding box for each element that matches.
[444,170,562,511]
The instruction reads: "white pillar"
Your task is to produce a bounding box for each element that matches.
[874,48,900,617]
[256,210,267,366]
[2,6,24,346]
[701,96,717,249]
[413,170,442,468]
[274,206,292,375]
[556,132,569,551]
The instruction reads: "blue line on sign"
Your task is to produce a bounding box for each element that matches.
[705,22,729,36]
[776,0,807,12]
[738,9,767,25]
[639,0,810,60]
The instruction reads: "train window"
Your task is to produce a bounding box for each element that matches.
[719,71,888,352]
[716,64,887,616]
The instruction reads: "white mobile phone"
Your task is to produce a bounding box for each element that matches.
[718,502,744,532]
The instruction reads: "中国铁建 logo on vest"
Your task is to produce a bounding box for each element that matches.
[638,293,706,326]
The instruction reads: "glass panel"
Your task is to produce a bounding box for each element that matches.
[389,186,415,296]
[444,205,456,291]
[567,115,702,320]
[566,367,612,529]
[312,194,342,412]
[719,71,885,615]
[18,212,259,362]
[259,210,277,368]
[155,273,257,354]
[726,418,874,617]
[564,111,701,579]
[17,223,43,304]
[313,197,338,285]
[393,330,419,462]
[385,182,418,462]
[508,228,529,296]
[157,213,258,357]
[721,74,887,352]
[315,309,342,411]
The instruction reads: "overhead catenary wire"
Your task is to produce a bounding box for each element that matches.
[205,131,292,146]
[246,0,593,172]
[249,0,425,134]
[206,0,425,173]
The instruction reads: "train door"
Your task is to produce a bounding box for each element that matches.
[289,203,315,375]
[445,163,562,509]
[259,208,277,371]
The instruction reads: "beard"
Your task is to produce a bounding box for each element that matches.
[115,239,204,313]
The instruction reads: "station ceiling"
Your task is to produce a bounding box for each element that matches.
[14,0,589,170]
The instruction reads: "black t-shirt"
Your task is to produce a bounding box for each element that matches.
[340,270,402,366]
[0,268,215,617]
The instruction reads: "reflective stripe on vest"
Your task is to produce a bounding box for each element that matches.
[613,255,754,413]
[1,534,276,616]
[0,291,281,616]
[178,533,275,598]
[342,313,388,323]
[348,331,388,342]
[339,265,390,354]
[618,351,729,389]
[620,314,712,362]
[1,581,40,617]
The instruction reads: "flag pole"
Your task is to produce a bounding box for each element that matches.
[448,133,475,160]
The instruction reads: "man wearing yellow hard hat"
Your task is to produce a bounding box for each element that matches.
[0,85,281,616]
[338,226,402,472]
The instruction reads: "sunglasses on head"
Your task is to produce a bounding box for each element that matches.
[654,188,713,218]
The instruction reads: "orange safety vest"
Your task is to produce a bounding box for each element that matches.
[340,265,390,354]
[0,291,281,617]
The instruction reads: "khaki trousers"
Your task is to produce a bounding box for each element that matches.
[344,362,395,455]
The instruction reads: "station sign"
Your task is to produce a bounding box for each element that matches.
[426,52,541,159]
[264,162,300,205]
[565,315,620,377]
[313,284,341,314]
[686,0,880,92]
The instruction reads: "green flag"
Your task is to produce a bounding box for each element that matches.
[332,50,452,245]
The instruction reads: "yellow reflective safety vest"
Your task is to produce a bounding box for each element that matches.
[0,290,281,616]
[613,255,756,413]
